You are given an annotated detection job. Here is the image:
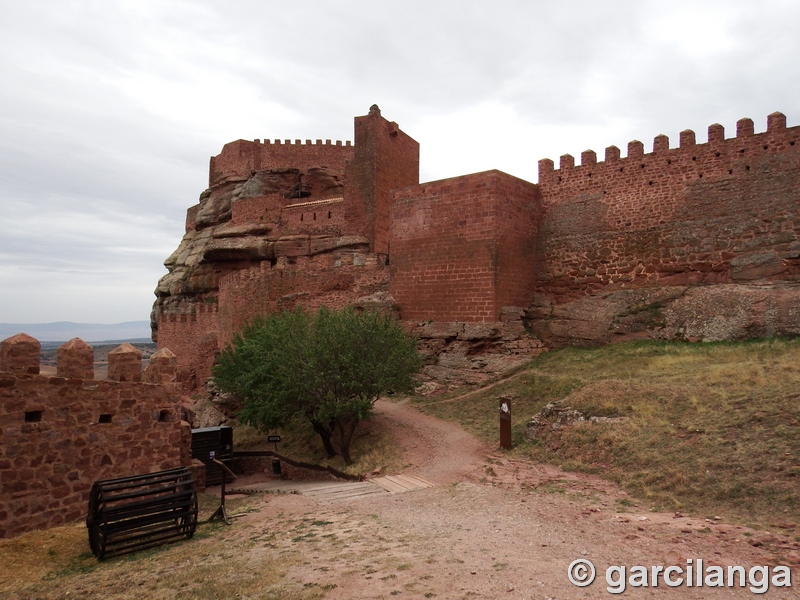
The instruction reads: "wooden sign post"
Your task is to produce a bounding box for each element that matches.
[499,397,512,450]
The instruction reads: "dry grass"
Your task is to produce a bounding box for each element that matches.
[233,407,404,476]
[415,338,800,527]
[0,494,326,600]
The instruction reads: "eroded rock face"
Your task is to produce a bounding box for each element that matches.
[411,311,546,388]
[151,165,351,339]
[529,282,800,346]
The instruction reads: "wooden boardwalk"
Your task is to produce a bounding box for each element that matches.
[230,474,435,501]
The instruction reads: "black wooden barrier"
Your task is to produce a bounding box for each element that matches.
[191,426,233,486]
[86,467,198,560]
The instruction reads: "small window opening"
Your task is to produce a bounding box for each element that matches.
[158,410,170,423]
[99,414,113,424]
[25,410,42,423]
[300,213,304,221]
[327,211,331,219]
[313,212,316,220]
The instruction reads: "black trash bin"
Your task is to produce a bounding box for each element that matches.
[271,458,281,475]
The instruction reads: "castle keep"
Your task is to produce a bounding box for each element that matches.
[152,106,800,388]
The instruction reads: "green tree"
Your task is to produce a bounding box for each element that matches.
[213,307,422,465]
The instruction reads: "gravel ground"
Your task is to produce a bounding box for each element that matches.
[231,398,800,599]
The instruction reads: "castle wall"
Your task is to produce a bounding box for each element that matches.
[210,139,354,187]
[231,194,284,227]
[389,170,540,322]
[535,113,800,305]
[156,305,220,389]
[217,252,390,349]
[0,370,189,539]
[345,106,420,254]
[155,108,800,385]
[280,198,347,236]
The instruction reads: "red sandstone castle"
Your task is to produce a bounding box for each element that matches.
[153,106,800,388]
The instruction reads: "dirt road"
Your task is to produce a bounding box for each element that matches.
[235,399,799,598]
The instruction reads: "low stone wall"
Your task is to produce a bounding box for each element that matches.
[0,334,193,539]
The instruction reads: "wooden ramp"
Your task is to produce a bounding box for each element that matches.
[230,474,434,501]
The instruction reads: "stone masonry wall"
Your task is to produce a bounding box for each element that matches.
[217,250,390,349]
[345,105,420,255]
[531,112,800,345]
[535,113,800,303]
[0,336,190,539]
[390,170,540,322]
[155,305,220,389]
[209,139,354,188]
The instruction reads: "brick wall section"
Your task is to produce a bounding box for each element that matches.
[390,170,540,322]
[156,305,220,389]
[0,371,189,539]
[210,139,354,187]
[231,194,284,227]
[536,113,800,303]
[344,106,420,254]
[280,198,347,237]
[217,253,390,349]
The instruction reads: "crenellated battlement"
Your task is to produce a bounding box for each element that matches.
[209,136,356,187]
[538,112,799,201]
[0,334,190,539]
[255,139,352,146]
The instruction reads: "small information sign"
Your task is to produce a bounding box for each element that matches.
[499,397,512,450]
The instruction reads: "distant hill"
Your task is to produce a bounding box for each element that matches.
[0,321,152,343]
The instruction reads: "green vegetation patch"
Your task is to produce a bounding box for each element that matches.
[415,338,800,526]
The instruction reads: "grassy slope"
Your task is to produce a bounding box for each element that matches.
[414,338,800,528]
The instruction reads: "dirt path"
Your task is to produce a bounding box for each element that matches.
[233,400,800,599]
[370,398,489,485]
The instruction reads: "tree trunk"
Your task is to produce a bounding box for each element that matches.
[334,417,359,466]
[310,419,337,458]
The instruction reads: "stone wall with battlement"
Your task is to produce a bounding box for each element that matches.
[533,113,800,305]
[155,305,220,389]
[209,138,354,188]
[154,108,800,388]
[0,335,192,539]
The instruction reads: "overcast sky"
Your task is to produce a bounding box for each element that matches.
[2,0,799,326]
